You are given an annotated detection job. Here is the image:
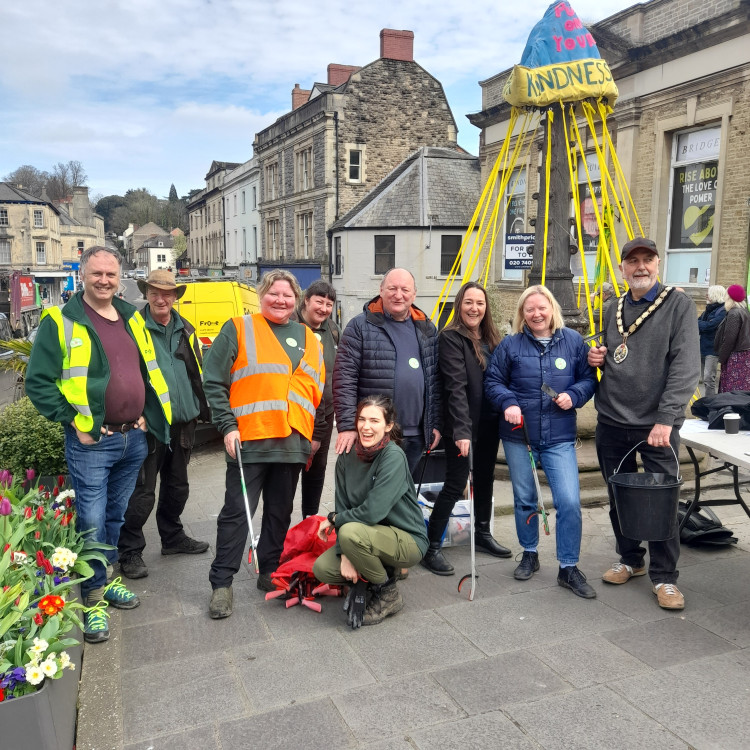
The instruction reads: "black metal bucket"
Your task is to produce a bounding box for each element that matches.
[608,441,682,542]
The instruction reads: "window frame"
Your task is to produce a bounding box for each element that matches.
[334,236,343,276]
[0,239,10,264]
[0,209,8,227]
[35,241,46,265]
[440,235,462,276]
[374,235,395,275]
[348,149,362,183]
[33,209,44,228]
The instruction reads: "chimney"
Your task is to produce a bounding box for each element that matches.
[327,64,361,86]
[380,29,414,62]
[291,83,311,110]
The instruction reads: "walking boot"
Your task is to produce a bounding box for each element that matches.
[420,542,455,576]
[474,522,512,558]
[513,551,540,580]
[557,566,597,599]
[363,578,403,625]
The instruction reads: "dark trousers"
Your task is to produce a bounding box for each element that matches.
[401,435,427,480]
[118,422,193,556]
[595,421,681,584]
[301,421,333,517]
[209,461,303,588]
[427,419,499,543]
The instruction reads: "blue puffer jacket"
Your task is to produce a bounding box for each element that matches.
[698,301,726,357]
[333,296,442,443]
[484,326,596,445]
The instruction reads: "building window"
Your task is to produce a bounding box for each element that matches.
[500,167,528,281]
[0,209,7,226]
[437,302,454,330]
[36,242,46,265]
[253,226,258,260]
[265,163,278,201]
[77,241,85,255]
[374,235,395,274]
[0,240,10,264]
[297,212,313,258]
[252,186,257,209]
[334,236,343,275]
[440,235,462,276]
[241,191,246,213]
[267,219,280,258]
[666,126,720,285]
[295,146,312,192]
[348,149,362,182]
[569,155,601,283]
[233,195,237,216]
[34,210,44,228]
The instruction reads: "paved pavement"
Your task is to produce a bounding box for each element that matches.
[76,435,750,750]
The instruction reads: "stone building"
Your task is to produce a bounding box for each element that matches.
[329,147,480,325]
[253,28,459,273]
[54,186,105,283]
[186,161,240,273]
[468,0,750,322]
[221,158,261,276]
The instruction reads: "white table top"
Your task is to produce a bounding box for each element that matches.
[679,419,750,471]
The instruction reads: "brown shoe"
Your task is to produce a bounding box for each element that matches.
[653,583,685,610]
[602,562,647,584]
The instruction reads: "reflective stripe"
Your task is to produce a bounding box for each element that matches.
[232,400,289,417]
[288,391,316,417]
[230,362,288,382]
[299,358,324,391]
[62,366,88,379]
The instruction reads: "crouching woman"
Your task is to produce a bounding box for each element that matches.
[313,395,428,627]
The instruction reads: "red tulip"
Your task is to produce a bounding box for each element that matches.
[60,514,70,527]
[57,475,65,487]
[36,506,44,521]
[24,507,33,519]
[42,559,54,575]
[34,613,44,625]
[35,531,41,539]
[36,550,45,566]
[53,486,59,497]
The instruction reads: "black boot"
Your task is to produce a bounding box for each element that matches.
[474,522,512,558]
[513,551,540,580]
[420,542,455,576]
[362,578,403,625]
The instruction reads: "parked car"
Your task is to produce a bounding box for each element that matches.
[134,269,147,280]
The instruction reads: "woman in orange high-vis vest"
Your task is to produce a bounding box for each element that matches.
[203,270,325,619]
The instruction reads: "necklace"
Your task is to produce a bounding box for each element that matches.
[614,286,673,363]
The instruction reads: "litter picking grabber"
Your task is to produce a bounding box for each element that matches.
[457,444,477,601]
[235,438,260,574]
[513,417,550,535]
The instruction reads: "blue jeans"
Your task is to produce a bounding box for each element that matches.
[502,439,582,566]
[65,425,148,599]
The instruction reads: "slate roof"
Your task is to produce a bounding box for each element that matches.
[330,147,480,231]
[0,182,47,204]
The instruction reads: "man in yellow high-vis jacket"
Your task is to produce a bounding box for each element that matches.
[26,246,171,644]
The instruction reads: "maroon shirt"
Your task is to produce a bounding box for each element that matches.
[83,300,145,424]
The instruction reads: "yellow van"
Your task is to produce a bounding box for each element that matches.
[175,280,260,348]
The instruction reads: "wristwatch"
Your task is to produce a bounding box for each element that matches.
[327,511,337,526]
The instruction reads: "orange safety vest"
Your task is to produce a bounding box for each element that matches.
[229,314,324,442]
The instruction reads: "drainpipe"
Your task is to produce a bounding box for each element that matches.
[334,111,340,221]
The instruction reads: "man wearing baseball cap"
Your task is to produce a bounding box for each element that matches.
[588,237,700,610]
[118,270,211,579]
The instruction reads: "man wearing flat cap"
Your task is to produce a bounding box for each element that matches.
[118,269,211,579]
[588,237,700,611]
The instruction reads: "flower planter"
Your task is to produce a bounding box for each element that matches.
[0,638,82,750]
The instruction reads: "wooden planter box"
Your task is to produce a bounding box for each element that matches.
[0,637,82,750]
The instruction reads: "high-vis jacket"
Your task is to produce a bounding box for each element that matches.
[229,314,324,442]
[26,292,172,443]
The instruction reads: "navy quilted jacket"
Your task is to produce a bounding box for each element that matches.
[333,296,442,442]
[484,326,596,445]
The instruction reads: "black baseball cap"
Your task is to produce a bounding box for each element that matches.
[621,237,659,261]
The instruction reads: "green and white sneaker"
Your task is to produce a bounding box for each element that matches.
[103,576,140,609]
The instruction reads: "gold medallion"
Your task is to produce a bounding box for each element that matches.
[613,342,628,363]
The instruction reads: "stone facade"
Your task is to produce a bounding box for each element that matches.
[253,29,458,275]
[469,0,750,319]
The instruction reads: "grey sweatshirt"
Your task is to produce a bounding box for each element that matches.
[595,284,700,429]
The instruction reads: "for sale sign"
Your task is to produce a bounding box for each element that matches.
[504,233,535,269]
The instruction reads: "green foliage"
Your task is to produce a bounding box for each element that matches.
[0,398,67,476]
[0,338,32,376]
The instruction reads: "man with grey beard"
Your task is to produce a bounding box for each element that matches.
[588,237,700,611]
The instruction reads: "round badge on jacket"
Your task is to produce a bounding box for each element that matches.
[555,357,566,369]
[285,337,298,347]
[408,358,420,369]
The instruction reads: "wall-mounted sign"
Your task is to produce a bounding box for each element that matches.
[504,233,535,269]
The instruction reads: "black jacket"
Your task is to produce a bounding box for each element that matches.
[698,301,726,357]
[438,327,496,443]
[714,305,750,366]
[333,296,442,443]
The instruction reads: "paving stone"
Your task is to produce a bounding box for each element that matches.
[410,711,539,750]
[332,675,464,740]
[124,724,219,749]
[438,586,633,656]
[611,650,750,749]
[672,555,750,604]
[257,588,347,637]
[219,698,355,750]
[121,651,248,744]
[341,608,484,679]
[432,649,570,714]
[508,684,687,749]
[360,737,415,750]
[686,601,750,647]
[602,615,739,669]
[533,633,654,688]
[234,634,375,712]
[121,604,270,669]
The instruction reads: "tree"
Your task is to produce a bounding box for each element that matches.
[95,194,127,232]
[46,161,88,201]
[168,184,179,202]
[3,165,50,197]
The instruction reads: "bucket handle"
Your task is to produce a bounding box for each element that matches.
[612,440,681,482]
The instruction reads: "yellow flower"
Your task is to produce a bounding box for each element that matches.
[25,664,45,685]
[30,637,49,655]
[41,659,58,677]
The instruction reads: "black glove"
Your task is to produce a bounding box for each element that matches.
[342,579,367,629]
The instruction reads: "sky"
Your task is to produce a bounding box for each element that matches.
[1,0,636,202]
